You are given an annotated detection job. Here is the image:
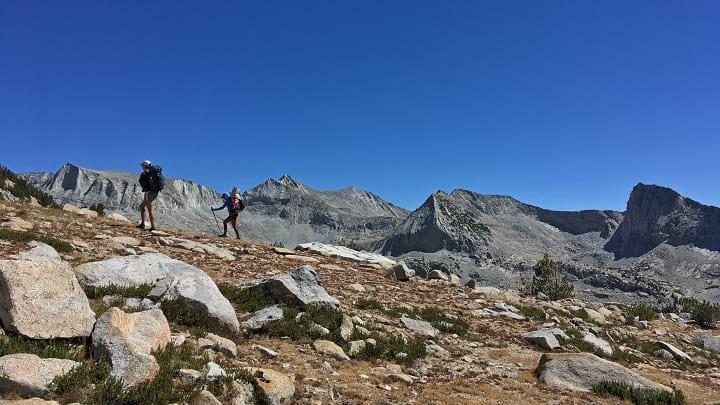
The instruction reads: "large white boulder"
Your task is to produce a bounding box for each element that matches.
[75,253,240,333]
[91,307,171,387]
[537,353,672,393]
[240,266,339,309]
[0,354,79,397]
[0,260,95,339]
[12,242,61,262]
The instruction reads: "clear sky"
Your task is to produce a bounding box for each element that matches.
[2,1,719,211]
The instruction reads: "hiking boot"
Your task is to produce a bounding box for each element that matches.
[218,234,227,238]
[136,223,145,229]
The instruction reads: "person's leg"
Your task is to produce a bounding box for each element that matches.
[231,215,239,239]
[148,201,155,230]
[138,194,147,228]
[220,217,229,236]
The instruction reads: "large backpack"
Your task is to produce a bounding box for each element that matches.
[149,165,165,191]
[232,197,245,211]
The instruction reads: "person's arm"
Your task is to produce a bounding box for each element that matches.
[211,200,228,211]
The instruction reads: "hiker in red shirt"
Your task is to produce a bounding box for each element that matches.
[211,187,244,239]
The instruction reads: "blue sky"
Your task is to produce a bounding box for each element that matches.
[2,1,719,211]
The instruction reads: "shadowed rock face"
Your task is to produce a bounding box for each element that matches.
[605,183,720,258]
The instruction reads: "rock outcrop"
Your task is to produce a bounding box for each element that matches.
[606,183,720,258]
[240,266,339,309]
[91,308,171,387]
[0,354,79,397]
[536,353,672,393]
[0,260,95,339]
[75,253,240,333]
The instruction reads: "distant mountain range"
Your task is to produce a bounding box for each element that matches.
[21,163,720,305]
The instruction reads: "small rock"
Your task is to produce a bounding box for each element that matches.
[523,330,561,350]
[582,332,613,356]
[385,373,414,384]
[347,283,366,293]
[340,315,354,341]
[427,270,449,281]
[390,262,415,281]
[177,368,202,384]
[203,362,226,380]
[0,354,79,397]
[313,340,350,361]
[205,333,238,357]
[348,340,366,357]
[242,305,284,330]
[401,317,438,338]
[191,390,222,405]
[657,341,692,362]
[252,344,278,357]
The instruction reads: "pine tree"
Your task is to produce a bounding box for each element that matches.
[525,253,574,300]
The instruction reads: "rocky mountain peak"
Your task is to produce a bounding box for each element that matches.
[278,174,301,188]
[605,183,720,258]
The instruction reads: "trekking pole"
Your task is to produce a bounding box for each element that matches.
[211,208,222,234]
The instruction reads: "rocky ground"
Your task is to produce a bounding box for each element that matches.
[0,201,720,404]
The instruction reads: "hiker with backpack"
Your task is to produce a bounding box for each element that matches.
[211,186,244,239]
[137,160,164,231]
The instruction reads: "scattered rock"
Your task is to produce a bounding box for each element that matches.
[106,213,131,223]
[657,341,692,362]
[191,390,222,405]
[582,308,606,324]
[695,331,720,353]
[284,255,320,264]
[0,354,79,397]
[109,236,141,247]
[0,260,95,339]
[230,380,255,405]
[401,317,438,338]
[243,368,295,404]
[12,242,61,262]
[240,266,339,309]
[242,305,284,330]
[91,307,171,387]
[203,362,226,380]
[428,270,449,281]
[204,333,237,357]
[347,283,366,293]
[296,242,397,267]
[1,217,33,231]
[390,262,415,281]
[523,330,561,350]
[340,315,354,341]
[582,332,613,356]
[177,368,202,384]
[75,253,240,333]
[385,373,414,384]
[348,340,366,357]
[252,344,278,357]
[313,339,350,361]
[536,353,672,393]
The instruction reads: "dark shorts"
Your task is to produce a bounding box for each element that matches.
[226,210,238,219]
[143,191,159,204]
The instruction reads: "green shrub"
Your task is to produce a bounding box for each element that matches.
[353,335,427,364]
[51,358,110,396]
[87,203,106,216]
[592,380,685,405]
[260,305,344,344]
[681,297,720,329]
[356,299,468,335]
[218,284,274,313]
[522,254,574,300]
[84,283,153,299]
[85,345,205,405]
[518,305,547,321]
[0,334,83,361]
[627,304,657,321]
[0,228,72,253]
[0,165,58,207]
[161,299,211,330]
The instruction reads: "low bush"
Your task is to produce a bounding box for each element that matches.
[355,298,385,312]
[218,284,274,313]
[0,334,83,361]
[356,299,469,336]
[592,380,685,405]
[84,283,153,299]
[87,203,106,216]
[0,228,72,253]
[353,335,427,364]
[260,305,344,344]
[681,297,720,329]
[518,305,546,321]
[161,299,211,330]
[627,304,657,321]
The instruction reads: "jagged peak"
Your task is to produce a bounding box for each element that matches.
[278,174,301,188]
